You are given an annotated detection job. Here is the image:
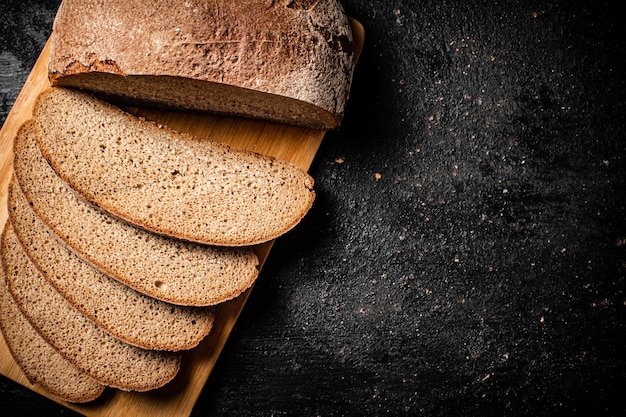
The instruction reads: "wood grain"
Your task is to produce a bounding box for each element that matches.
[0,18,363,417]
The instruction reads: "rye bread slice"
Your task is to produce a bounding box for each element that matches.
[33,87,315,246]
[0,262,105,403]
[0,222,181,391]
[8,177,214,351]
[14,121,258,306]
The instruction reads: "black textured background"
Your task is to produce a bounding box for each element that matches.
[1,1,625,416]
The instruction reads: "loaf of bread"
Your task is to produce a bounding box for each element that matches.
[1,222,181,391]
[8,176,215,351]
[14,121,259,306]
[48,0,355,129]
[0,265,105,403]
[33,88,315,246]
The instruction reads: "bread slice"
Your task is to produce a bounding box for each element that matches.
[14,121,258,306]
[1,222,181,391]
[0,261,105,403]
[8,176,214,351]
[48,0,355,129]
[33,87,315,246]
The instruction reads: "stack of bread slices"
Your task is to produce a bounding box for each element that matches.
[0,0,355,404]
[1,86,316,401]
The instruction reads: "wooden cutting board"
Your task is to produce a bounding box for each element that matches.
[0,18,363,417]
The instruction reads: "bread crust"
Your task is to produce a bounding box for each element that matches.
[49,0,355,128]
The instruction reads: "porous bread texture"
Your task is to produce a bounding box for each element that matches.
[8,177,214,351]
[0,259,105,403]
[14,121,259,306]
[1,223,181,391]
[33,88,316,246]
[49,0,355,129]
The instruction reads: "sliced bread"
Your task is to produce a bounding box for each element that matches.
[8,176,214,351]
[1,222,181,391]
[49,0,355,129]
[33,87,315,246]
[14,121,258,306]
[0,262,105,403]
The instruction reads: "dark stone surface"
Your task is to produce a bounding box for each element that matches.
[1,0,625,416]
